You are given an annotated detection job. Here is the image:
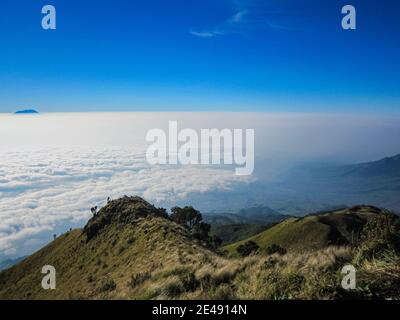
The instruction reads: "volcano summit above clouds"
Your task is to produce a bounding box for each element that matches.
[14,109,39,114]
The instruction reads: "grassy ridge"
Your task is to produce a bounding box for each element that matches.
[223,206,381,256]
[0,199,399,300]
[0,216,219,299]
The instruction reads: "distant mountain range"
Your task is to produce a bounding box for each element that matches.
[288,154,400,181]
[341,154,400,178]
[281,154,400,212]
[205,154,400,244]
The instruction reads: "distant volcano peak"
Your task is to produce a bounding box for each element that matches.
[14,109,39,114]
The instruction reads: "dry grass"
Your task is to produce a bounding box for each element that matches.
[1,213,399,300]
[121,245,358,300]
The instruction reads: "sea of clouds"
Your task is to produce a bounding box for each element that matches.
[0,145,250,259]
[1,112,400,259]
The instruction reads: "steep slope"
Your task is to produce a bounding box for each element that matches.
[224,206,391,255]
[342,154,400,178]
[1,198,399,300]
[0,197,221,299]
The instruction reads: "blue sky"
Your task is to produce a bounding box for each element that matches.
[0,0,399,113]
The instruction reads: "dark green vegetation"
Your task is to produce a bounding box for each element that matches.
[0,197,399,300]
[210,223,270,245]
[205,206,290,245]
[236,241,260,257]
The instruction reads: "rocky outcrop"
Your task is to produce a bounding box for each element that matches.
[83,196,167,241]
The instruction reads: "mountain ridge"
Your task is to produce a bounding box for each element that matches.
[1,197,399,300]
[0,197,217,299]
[224,205,397,255]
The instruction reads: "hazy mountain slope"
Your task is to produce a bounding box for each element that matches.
[287,154,400,181]
[203,213,262,225]
[204,206,290,226]
[237,206,284,221]
[342,154,400,178]
[282,154,400,211]
[224,206,389,255]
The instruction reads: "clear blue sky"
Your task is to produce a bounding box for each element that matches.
[0,0,399,113]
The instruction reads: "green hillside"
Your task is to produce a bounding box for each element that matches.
[1,198,399,300]
[224,206,388,255]
[0,197,220,299]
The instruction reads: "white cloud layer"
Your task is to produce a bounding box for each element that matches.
[1,112,400,259]
[0,145,250,259]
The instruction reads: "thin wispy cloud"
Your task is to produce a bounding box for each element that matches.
[189,1,296,38]
[189,10,247,38]
[189,30,221,38]
[228,10,248,23]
